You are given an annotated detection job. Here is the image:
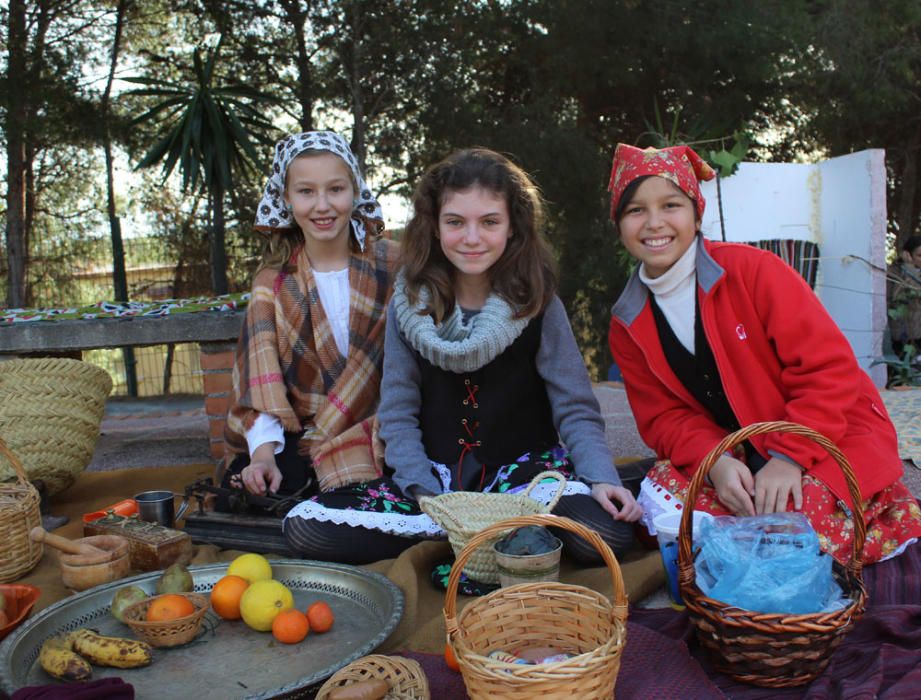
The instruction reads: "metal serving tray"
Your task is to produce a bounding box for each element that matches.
[0,560,403,699]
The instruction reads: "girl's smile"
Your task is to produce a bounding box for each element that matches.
[618,176,699,278]
[438,186,511,307]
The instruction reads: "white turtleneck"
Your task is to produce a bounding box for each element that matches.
[639,238,698,354]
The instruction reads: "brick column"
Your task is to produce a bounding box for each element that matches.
[199,341,236,461]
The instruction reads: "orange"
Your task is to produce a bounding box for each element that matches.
[444,643,460,672]
[272,609,309,644]
[210,575,250,620]
[305,601,334,633]
[146,593,196,622]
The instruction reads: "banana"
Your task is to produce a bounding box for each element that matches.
[67,629,152,669]
[38,635,93,681]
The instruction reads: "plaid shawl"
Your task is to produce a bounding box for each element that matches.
[225,237,398,489]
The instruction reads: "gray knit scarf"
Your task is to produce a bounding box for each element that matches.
[392,274,530,373]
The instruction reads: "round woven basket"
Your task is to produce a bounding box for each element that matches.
[677,421,868,688]
[0,437,42,583]
[445,514,627,700]
[315,654,430,700]
[0,358,112,496]
[419,471,566,584]
[122,592,209,648]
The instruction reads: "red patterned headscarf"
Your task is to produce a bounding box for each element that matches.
[608,143,716,221]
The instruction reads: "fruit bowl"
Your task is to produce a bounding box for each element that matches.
[122,592,209,648]
[0,585,40,642]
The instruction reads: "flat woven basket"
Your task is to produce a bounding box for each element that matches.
[0,358,112,496]
[122,592,209,648]
[445,514,628,700]
[0,436,43,583]
[315,654,430,700]
[678,421,868,688]
[419,471,566,584]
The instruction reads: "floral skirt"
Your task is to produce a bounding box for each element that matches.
[284,445,591,538]
[638,460,921,564]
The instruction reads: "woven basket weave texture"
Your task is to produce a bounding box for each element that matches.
[445,514,628,700]
[0,358,112,496]
[122,592,209,648]
[419,471,566,584]
[678,421,868,688]
[0,437,42,583]
[316,654,430,700]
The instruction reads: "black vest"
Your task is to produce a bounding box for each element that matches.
[416,315,557,467]
[650,294,765,469]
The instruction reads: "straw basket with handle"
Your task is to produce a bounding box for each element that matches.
[678,421,868,688]
[444,514,628,700]
[419,471,567,584]
[0,358,112,496]
[0,436,43,583]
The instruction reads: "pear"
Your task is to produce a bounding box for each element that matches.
[111,586,148,622]
[155,563,194,594]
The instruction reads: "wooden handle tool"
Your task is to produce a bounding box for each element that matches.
[30,527,117,562]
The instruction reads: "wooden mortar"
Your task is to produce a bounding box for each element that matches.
[57,535,131,592]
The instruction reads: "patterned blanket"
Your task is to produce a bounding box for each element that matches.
[0,293,250,324]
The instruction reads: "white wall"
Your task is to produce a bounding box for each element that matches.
[698,149,888,387]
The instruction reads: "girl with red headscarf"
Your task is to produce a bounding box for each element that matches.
[606,143,921,564]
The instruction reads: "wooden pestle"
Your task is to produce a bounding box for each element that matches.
[30,527,118,562]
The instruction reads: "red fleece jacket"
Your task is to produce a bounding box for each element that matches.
[609,238,901,508]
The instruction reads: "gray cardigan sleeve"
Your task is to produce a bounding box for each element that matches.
[537,296,622,487]
[378,300,444,498]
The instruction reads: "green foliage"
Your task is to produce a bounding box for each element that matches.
[126,46,276,196]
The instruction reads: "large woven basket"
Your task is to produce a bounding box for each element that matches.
[678,421,868,688]
[0,437,43,583]
[445,514,628,700]
[0,358,112,495]
[315,654,430,700]
[419,471,566,584]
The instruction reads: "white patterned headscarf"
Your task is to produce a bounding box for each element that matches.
[253,130,384,250]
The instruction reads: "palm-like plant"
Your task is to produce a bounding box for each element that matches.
[127,46,276,294]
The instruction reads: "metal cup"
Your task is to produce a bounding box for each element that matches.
[133,491,187,528]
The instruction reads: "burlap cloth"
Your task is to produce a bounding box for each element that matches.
[19,464,664,654]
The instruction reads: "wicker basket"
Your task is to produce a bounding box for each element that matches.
[677,421,868,688]
[445,514,627,700]
[0,437,42,583]
[122,592,209,648]
[419,471,566,584]
[0,358,112,496]
[315,654,430,700]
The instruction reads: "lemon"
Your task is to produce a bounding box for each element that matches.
[226,553,272,583]
[239,580,294,631]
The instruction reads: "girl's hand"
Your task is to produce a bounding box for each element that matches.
[590,483,644,522]
[241,458,283,496]
[754,457,803,514]
[709,455,755,516]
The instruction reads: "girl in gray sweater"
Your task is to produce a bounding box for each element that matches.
[283,148,641,573]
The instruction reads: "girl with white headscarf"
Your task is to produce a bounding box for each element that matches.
[220,131,399,530]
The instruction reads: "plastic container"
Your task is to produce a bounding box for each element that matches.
[82,498,138,524]
[652,510,712,609]
[0,584,41,641]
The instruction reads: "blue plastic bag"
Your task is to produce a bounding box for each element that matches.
[694,513,846,614]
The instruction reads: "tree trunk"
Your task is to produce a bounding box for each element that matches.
[896,126,921,252]
[344,1,366,172]
[5,0,28,307]
[281,0,314,131]
[210,184,229,295]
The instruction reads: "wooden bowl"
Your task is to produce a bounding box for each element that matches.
[58,535,131,592]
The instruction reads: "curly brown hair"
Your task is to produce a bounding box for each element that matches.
[401,148,557,323]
